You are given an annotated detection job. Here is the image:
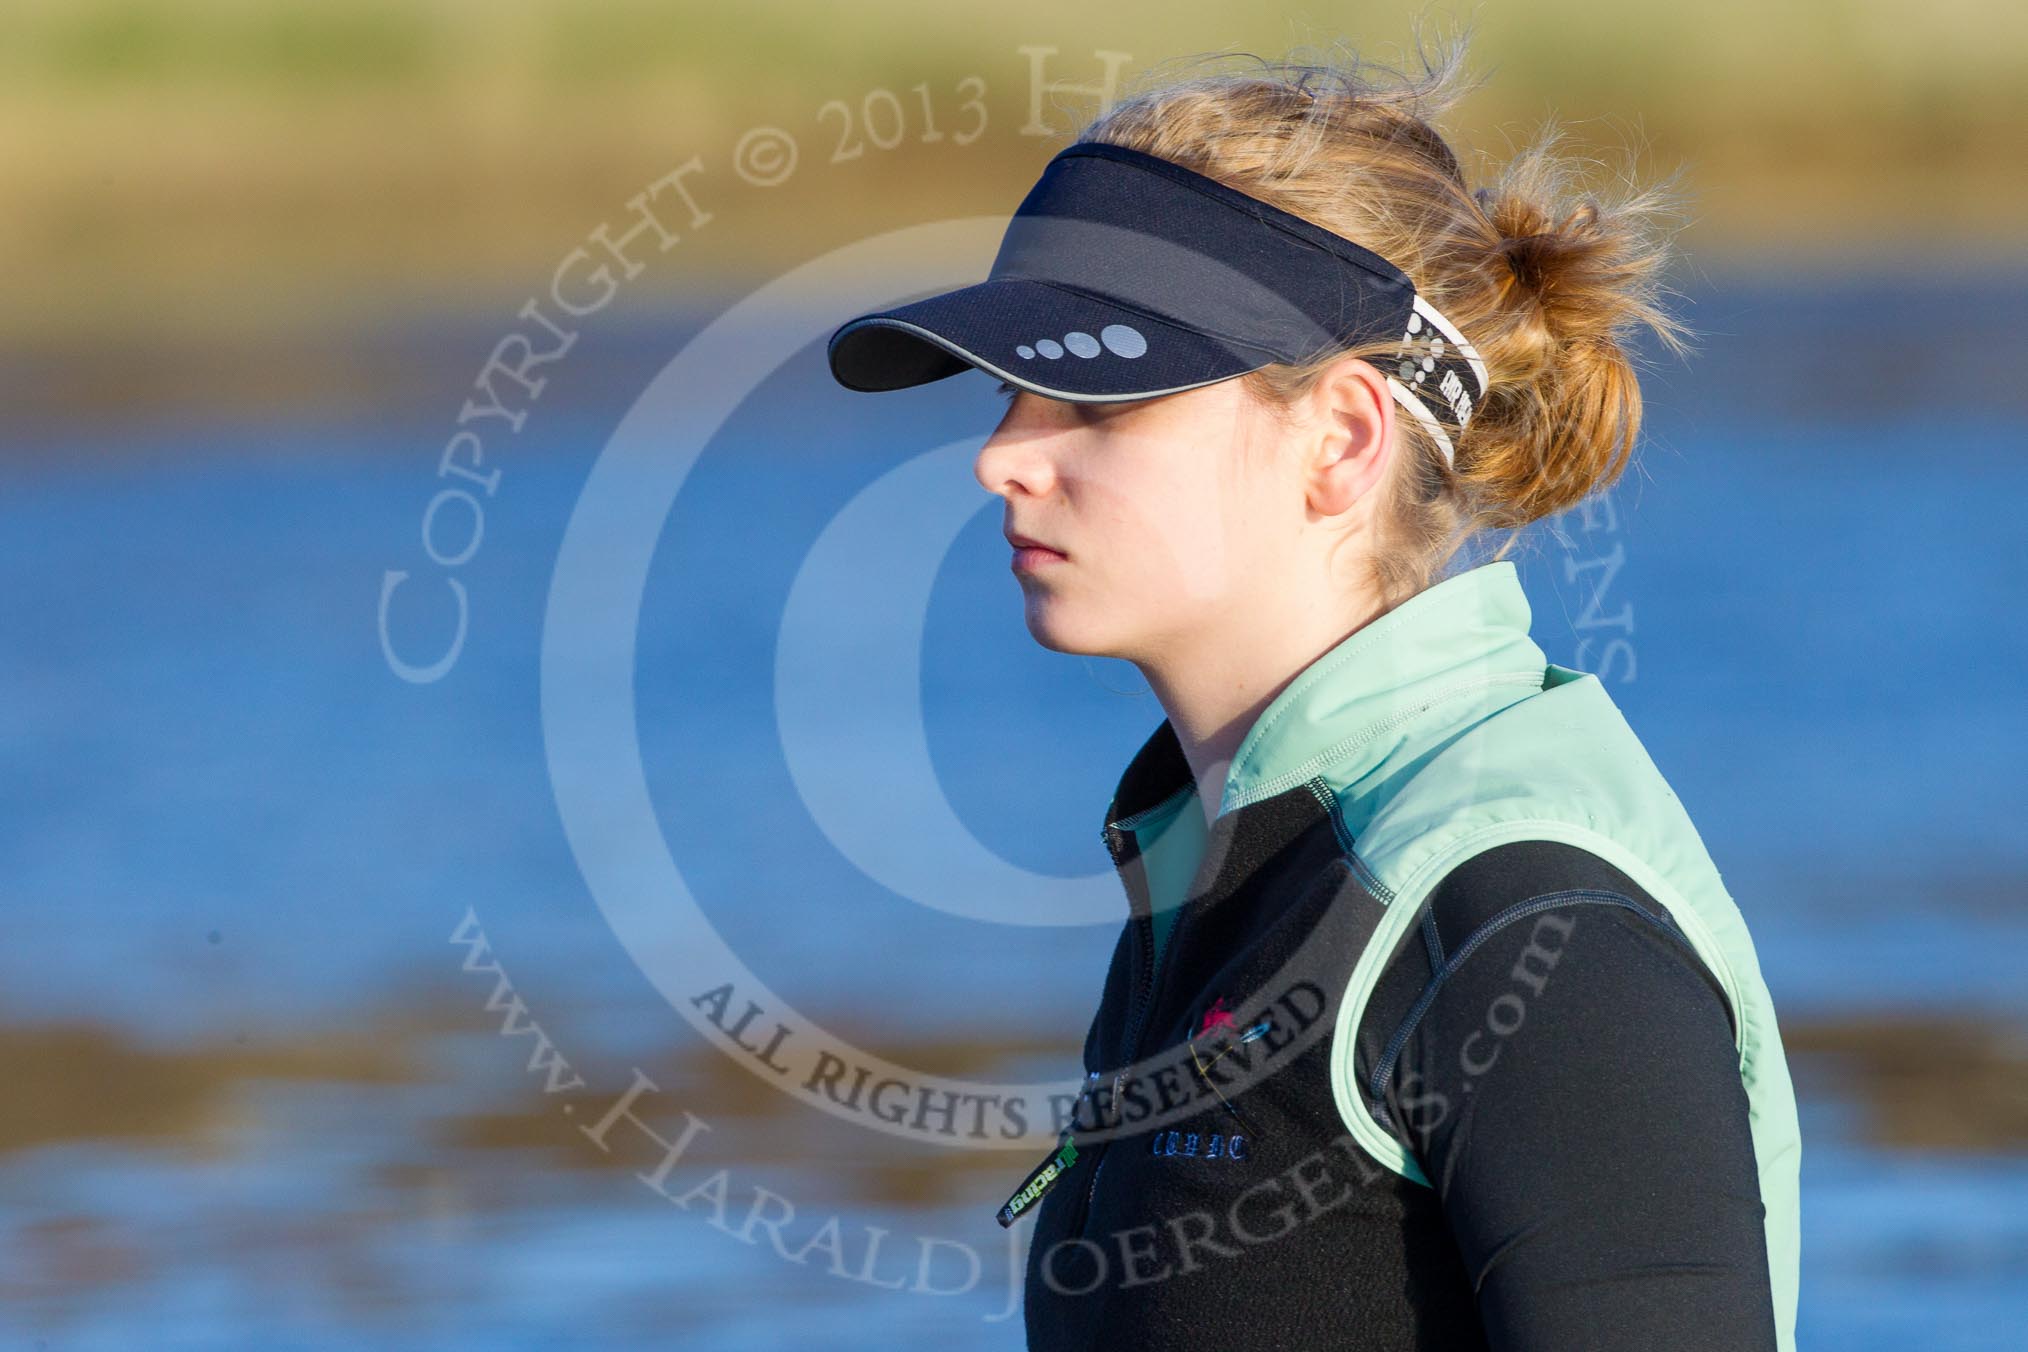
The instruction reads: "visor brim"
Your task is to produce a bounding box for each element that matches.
[826,278,1277,402]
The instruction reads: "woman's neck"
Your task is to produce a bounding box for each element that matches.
[1138,588,1391,827]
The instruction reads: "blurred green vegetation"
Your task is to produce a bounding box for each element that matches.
[2,0,2023,347]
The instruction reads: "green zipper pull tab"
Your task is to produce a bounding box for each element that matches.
[996,1071,1100,1228]
[996,1127,1081,1228]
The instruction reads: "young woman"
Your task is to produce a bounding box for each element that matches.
[828,40,1800,1352]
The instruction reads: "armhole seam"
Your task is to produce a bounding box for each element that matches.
[1366,888,1694,1128]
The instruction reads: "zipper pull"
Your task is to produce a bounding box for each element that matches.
[995,1126,1082,1228]
[995,1071,1099,1228]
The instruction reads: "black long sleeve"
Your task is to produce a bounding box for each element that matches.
[1360,841,1779,1351]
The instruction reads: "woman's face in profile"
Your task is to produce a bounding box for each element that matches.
[973,375,1302,660]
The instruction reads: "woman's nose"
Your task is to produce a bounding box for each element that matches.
[974,415,1058,499]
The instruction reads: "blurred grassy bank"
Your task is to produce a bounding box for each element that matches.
[5,1002,2023,1186]
[3,0,2024,425]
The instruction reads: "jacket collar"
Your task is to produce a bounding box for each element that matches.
[1102,560,1547,849]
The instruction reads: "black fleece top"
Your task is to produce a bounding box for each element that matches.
[1080,838,1778,1350]
[1347,839,1779,1350]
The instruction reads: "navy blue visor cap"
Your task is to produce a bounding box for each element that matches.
[826,140,1489,464]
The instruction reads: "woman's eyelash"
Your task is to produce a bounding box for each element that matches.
[994,379,1020,400]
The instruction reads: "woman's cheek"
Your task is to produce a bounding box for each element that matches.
[1172,528,1237,602]
[1164,501,1244,603]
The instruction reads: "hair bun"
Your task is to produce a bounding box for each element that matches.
[1478,188,1612,353]
[1444,134,1696,528]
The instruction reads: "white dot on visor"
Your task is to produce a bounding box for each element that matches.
[1100,324,1147,358]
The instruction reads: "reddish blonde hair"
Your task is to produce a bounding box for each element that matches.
[1076,29,1694,604]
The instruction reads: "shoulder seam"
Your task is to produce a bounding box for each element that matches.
[1304,777,1397,905]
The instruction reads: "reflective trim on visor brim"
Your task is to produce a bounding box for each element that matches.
[826,276,1287,403]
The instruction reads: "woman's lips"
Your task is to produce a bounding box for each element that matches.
[1005,529,1067,571]
[1012,544,1067,572]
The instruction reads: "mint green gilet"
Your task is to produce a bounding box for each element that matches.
[1125,558,1801,1352]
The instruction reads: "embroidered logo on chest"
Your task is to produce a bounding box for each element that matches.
[1149,1128,1249,1161]
[1196,996,1237,1038]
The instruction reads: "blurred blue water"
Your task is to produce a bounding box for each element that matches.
[2,284,2024,1346]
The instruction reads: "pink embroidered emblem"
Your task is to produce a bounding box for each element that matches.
[1196,997,1237,1038]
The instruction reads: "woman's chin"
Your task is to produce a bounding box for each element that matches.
[1019,596,1115,657]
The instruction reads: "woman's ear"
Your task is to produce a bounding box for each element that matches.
[1303,354,1395,518]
